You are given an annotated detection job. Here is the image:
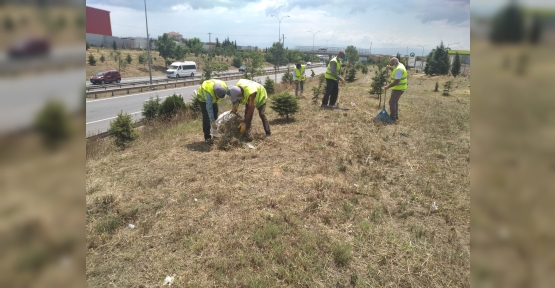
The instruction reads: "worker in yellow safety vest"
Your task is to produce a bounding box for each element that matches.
[321,51,348,109]
[294,63,306,97]
[383,57,408,122]
[196,79,229,144]
[228,79,271,140]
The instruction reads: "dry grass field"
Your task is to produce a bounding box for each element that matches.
[86,68,470,287]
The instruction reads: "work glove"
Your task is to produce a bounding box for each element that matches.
[231,103,239,114]
[238,122,247,133]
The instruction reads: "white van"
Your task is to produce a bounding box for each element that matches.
[166,61,197,78]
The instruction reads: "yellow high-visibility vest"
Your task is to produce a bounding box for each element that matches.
[236,79,268,108]
[295,65,306,81]
[325,57,341,81]
[390,63,408,91]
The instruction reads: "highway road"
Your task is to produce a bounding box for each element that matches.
[86,65,327,136]
[0,46,83,75]
[0,67,84,135]
[84,65,305,87]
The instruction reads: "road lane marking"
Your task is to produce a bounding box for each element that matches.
[86,86,196,103]
[86,111,142,125]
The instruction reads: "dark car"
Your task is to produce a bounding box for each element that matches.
[238,65,247,72]
[90,70,121,85]
[8,37,50,59]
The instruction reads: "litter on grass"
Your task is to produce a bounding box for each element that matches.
[163,275,175,286]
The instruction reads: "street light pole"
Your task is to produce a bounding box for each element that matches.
[417,45,424,72]
[271,15,290,82]
[144,0,152,85]
[271,15,290,44]
[308,30,320,52]
[446,42,459,67]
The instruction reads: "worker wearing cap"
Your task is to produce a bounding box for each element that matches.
[197,79,229,144]
[322,51,348,109]
[228,79,271,140]
[294,63,306,97]
[383,57,407,122]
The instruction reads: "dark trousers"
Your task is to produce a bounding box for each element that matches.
[295,81,304,96]
[322,79,339,106]
[389,90,404,120]
[200,102,218,140]
[244,104,271,136]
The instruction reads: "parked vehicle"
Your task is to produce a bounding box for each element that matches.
[317,48,327,52]
[8,37,50,59]
[306,62,312,65]
[238,65,247,72]
[90,70,121,85]
[166,61,197,78]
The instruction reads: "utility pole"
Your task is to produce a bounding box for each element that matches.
[417,45,424,72]
[370,42,372,56]
[208,32,211,43]
[144,0,152,85]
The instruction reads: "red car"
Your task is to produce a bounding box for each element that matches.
[8,37,50,58]
[90,70,121,85]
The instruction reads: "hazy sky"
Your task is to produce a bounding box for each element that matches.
[86,0,470,55]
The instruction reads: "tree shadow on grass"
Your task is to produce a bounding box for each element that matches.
[269,118,296,126]
[184,141,211,153]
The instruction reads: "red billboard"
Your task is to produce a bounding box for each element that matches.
[86,6,112,36]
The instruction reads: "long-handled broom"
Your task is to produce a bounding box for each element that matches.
[374,86,393,124]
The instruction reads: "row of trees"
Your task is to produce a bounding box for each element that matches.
[264,42,319,67]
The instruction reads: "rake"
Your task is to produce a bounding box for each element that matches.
[374,87,393,124]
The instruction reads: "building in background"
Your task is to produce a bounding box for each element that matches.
[86,6,154,49]
[167,32,183,42]
[448,50,470,65]
[448,50,470,75]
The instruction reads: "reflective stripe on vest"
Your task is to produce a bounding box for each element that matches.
[197,79,228,103]
[295,65,306,81]
[236,79,268,108]
[390,63,408,91]
[325,57,341,81]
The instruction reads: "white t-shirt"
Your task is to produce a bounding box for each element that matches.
[395,68,404,80]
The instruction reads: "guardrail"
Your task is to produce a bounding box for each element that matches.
[86,64,322,99]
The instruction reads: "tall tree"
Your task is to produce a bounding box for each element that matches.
[154,33,177,63]
[396,52,402,62]
[242,50,264,79]
[185,37,203,56]
[432,41,450,75]
[424,50,433,75]
[174,45,189,61]
[425,42,450,75]
[345,45,359,64]
[451,52,461,78]
[215,37,220,47]
[529,15,543,44]
[265,42,285,67]
[490,2,525,44]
